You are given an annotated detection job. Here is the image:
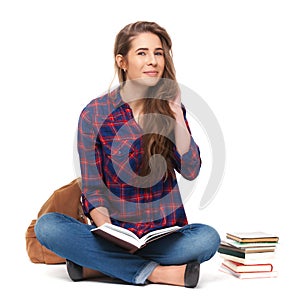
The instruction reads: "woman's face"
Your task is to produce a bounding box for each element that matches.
[124,32,165,86]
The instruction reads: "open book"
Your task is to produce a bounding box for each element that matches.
[91,223,181,253]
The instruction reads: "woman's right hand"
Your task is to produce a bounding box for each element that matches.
[90,206,111,227]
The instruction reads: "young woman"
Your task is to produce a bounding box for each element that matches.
[35,21,220,288]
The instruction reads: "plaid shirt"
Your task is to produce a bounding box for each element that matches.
[78,87,201,237]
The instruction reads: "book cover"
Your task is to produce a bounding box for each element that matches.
[219,241,276,253]
[223,238,279,249]
[222,259,273,273]
[219,264,278,279]
[218,246,276,259]
[226,232,279,243]
[91,223,181,253]
[218,253,276,265]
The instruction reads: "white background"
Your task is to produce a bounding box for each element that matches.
[1,0,299,298]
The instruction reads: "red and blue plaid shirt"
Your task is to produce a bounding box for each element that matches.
[78,87,201,237]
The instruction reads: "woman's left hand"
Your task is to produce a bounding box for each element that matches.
[168,91,191,155]
[169,92,184,121]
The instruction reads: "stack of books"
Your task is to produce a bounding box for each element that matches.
[218,231,279,279]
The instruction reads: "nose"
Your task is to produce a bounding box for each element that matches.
[146,53,157,66]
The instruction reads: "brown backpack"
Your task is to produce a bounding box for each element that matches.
[25,178,88,264]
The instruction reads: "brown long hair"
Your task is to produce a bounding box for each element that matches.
[113,21,179,179]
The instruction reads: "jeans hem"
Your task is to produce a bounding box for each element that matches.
[134,261,159,284]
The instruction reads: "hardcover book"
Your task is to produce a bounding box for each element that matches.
[226,232,279,243]
[219,264,278,279]
[218,253,276,265]
[218,246,276,259]
[219,241,276,253]
[91,223,181,253]
[218,242,275,259]
[223,238,279,249]
[221,259,274,273]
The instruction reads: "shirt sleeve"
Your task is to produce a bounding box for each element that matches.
[77,107,109,217]
[172,106,202,180]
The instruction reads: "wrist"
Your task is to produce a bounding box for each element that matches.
[174,109,185,125]
[171,105,184,120]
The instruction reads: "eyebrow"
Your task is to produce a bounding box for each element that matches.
[135,47,164,52]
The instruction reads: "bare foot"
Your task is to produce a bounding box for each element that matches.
[147,265,186,286]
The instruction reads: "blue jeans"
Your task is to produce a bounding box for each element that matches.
[35,213,220,285]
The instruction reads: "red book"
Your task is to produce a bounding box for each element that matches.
[222,259,273,273]
[220,263,278,279]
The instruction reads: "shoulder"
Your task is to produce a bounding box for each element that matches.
[80,92,110,116]
[79,88,120,123]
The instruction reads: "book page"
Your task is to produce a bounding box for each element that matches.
[91,224,181,249]
[140,226,181,243]
[96,223,141,243]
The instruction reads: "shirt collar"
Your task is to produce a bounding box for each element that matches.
[110,86,125,108]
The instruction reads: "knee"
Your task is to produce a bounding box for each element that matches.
[206,225,221,254]
[190,224,221,262]
[34,212,60,245]
[200,225,221,261]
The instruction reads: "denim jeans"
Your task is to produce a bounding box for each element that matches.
[35,212,220,285]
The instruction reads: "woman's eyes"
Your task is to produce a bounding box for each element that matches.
[137,52,163,56]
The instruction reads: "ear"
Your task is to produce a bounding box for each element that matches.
[115,54,127,70]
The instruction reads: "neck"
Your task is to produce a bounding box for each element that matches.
[120,81,146,123]
[120,80,148,104]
